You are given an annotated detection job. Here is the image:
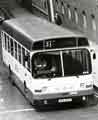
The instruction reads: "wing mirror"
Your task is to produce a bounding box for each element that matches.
[0,16,4,25]
[93,53,96,60]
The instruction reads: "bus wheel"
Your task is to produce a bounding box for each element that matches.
[85,95,97,106]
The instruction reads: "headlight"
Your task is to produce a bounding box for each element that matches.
[34,89,42,92]
[34,86,48,93]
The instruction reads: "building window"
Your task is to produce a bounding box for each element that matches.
[61,2,65,14]
[55,0,59,11]
[91,14,96,31]
[74,8,78,24]
[82,11,87,29]
[67,4,71,20]
[44,0,47,9]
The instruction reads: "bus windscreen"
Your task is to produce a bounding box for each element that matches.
[32,49,91,79]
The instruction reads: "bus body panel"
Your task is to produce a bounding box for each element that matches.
[2,48,35,103]
[2,46,94,103]
[2,47,94,101]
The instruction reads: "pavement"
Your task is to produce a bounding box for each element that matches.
[10,6,33,18]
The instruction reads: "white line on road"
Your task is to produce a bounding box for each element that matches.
[0,86,2,91]
[0,108,35,114]
[0,98,4,102]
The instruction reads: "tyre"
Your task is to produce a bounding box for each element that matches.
[85,95,98,106]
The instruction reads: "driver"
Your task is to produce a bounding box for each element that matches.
[34,56,47,70]
[33,55,57,77]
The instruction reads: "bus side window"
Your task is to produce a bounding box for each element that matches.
[1,31,5,48]
[27,51,30,71]
[25,50,30,71]
[22,47,25,67]
[4,33,7,50]
[15,41,18,60]
[18,44,21,63]
[7,36,10,53]
[10,38,14,56]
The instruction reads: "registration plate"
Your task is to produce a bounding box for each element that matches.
[58,98,72,103]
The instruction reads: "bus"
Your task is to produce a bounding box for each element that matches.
[1,15,97,107]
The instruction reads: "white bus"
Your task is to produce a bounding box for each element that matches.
[1,15,97,107]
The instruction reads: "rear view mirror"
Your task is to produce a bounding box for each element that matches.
[93,53,96,60]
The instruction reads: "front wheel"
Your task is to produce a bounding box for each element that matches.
[85,95,98,106]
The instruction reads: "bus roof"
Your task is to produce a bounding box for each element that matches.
[2,15,86,50]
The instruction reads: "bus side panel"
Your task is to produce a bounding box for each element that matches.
[2,48,35,104]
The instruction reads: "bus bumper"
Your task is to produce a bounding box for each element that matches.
[33,89,94,105]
